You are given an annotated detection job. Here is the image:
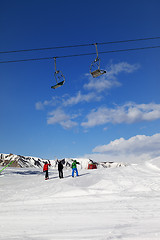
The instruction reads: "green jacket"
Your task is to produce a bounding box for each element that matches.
[72,161,77,169]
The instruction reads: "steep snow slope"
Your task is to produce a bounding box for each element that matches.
[0,158,160,240]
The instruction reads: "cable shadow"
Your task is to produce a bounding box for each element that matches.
[65,172,90,178]
[78,173,90,177]
[49,176,59,179]
[11,170,42,175]
[64,174,72,178]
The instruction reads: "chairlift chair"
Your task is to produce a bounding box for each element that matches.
[90,43,106,78]
[51,58,65,89]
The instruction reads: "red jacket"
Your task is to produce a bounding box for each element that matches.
[43,163,51,171]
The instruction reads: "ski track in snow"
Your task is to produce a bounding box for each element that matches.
[0,158,160,240]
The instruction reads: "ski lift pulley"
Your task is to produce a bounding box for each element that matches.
[90,43,106,78]
[51,58,65,89]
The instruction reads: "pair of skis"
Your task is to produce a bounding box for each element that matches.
[0,160,15,173]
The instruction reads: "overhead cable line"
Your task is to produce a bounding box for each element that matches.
[0,36,160,54]
[0,45,160,64]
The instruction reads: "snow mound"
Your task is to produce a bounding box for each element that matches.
[145,156,160,172]
[0,158,160,239]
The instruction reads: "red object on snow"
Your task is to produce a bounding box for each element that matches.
[88,164,97,169]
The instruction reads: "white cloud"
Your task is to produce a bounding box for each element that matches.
[84,62,140,92]
[35,97,61,110]
[81,103,160,128]
[83,133,160,163]
[63,91,102,106]
[93,134,160,154]
[35,101,44,110]
[36,91,102,110]
[84,75,121,93]
[47,108,78,129]
[107,62,140,76]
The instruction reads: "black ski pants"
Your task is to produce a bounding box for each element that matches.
[58,170,63,178]
[44,170,48,179]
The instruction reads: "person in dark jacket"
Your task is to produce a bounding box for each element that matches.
[58,160,63,178]
[43,161,51,180]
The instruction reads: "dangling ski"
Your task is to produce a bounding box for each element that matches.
[0,160,15,173]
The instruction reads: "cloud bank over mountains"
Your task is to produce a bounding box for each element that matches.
[93,133,160,154]
[85,133,160,163]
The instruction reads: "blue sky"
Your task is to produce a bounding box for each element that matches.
[1,0,160,162]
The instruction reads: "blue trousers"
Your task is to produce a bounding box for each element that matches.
[72,168,78,177]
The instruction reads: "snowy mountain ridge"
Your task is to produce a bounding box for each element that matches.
[0,153,127,169]
[0,153,49,168]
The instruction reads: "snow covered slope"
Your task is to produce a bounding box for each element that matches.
[0,157,160,239]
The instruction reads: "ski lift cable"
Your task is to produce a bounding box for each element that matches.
[0,36,160,54]
[56,45,160,59]
[0,45,160,64]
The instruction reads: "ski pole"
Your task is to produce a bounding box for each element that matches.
[0,160,15,173]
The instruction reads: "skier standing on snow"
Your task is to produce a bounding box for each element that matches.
[72,160,80,177]
[43,161,51,180]
[58,160,63,179]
